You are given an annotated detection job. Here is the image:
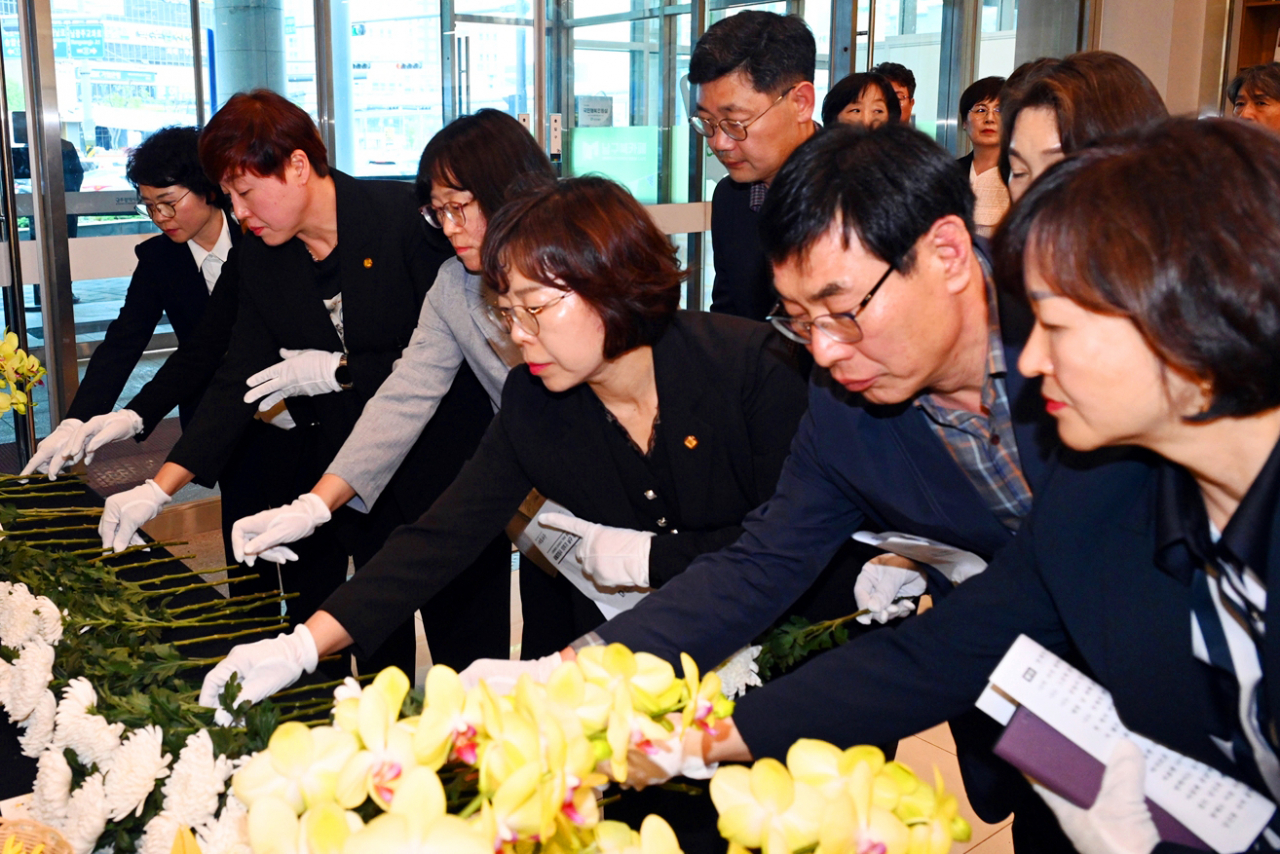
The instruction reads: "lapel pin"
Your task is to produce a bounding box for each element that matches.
[684,435,698,449]
[363,257,373,268]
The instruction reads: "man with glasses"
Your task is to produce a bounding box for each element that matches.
[689,11,818,321]
[872,61,917,124]
[469,124,1074,852]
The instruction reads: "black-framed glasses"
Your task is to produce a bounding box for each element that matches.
[968,104,1001,115]
[136,189,191,220]
[421,198,476,229]
[689,86,796,142]
[488,291,573,336]
[767,264,895,345]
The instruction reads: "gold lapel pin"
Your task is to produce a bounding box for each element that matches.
[363,258,373,268]
[684,435,698,449]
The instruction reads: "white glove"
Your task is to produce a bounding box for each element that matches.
[231,493,332,567]
[20,418,84,479]
[244,348,343,412]
[99,479,171,553]
[540,512,655,588]
[623,719,718,790]
[459,652,563,696]
[1035,739,1160,854]
[73,409,145,465]
[854,553,927,624]
[198,624,319,726]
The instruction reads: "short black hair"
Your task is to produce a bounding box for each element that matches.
[1228,63,1280,105]
[996,117,1280,420]
[822,72,901,126]
[416,109,557,220]
[871,62,916,98]
[760,123,974,274]
[689,12,815,94]
[127,125,223,205]
[960,76,1005,121]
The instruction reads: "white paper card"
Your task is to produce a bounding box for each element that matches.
[514,499,651,619]
[0,792,32,819]
[988,634,1275,853]
[852,531,987,584]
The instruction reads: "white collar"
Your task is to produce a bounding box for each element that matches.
[187,210,233,270]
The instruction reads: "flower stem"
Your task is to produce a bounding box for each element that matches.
[457,792,487,820]
[172,625,289,646]
[167,590,296,616]
[87,541,188,562]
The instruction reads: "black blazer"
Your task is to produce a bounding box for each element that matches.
[167,171,487,520]
[321,311,810,659]
[956,150,975,177]
[731,447,1278,853]
[66,222,240,428]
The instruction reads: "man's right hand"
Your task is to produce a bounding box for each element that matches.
[199,624,319,726]
[853,553,928,624]
[231,493,332,567]
[19,418,84,479]
[72,410,145,464]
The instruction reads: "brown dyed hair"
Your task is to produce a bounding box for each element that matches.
[996,117,1280,419]
[482,176,685,360]
[199,89,330,185]
[997,51,1167,184]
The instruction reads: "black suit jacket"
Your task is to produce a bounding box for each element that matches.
[321,311,810,659]
[956,150,975,177]
[66,224,241,427]
[708,177,775,321]
[732,446,1278,853]
[167,171,484,518]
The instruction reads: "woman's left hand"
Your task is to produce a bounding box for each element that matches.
[244,348,344,411]
[540,513,655,587]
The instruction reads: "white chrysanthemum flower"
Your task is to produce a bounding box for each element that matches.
[139,813,183,854]
[162,730,232,828]
[333,676,362,703]
[33,596,63,646]
[0,582,40,649]
[18,688,57,757]
[63,772,110,854]
[196,795,251,854]
[54,678,124,769]
[7,640,55,722]
[31,746,73,828]
[0,658,11,708]
[714,644,764,699]
[104,724,172,820]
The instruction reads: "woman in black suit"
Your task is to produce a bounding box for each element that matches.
[199,175,812,712]
[97,90,508,677]
[21,126,238,475]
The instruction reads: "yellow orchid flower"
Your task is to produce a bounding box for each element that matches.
[412,665,484,769]
[788,740,889,801]
[490,760,556,844]
[302,802,364,854]
[545,659,612,736]
[577,645,685,715]
[679,654,735,734]
[814,790,909,854]
[248,795,301,854]
[233,722,360,814]
[593,815,684,854]
[334,667,418,810]
[710,758,823,854]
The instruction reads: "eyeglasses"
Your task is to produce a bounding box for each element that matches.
[136,189,191,220]
[489,291,573,336]
[968,104,1001,115]
[689,86,796,142]
[767,265,895,345]
[421,197,477,229]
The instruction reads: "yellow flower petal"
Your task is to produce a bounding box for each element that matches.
[248,796,300,854]
[302,802,353,854]
[639,815,684,854]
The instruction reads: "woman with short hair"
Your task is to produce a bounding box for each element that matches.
[1000,50,1168,202]
[956,75,1008,237]
[821,71,901,128]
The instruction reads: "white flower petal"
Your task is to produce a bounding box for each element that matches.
[63,772,110,854]
[715,645,763,700]
[18,689,57,757]
[162,730,231,828]
[103,725,173,821]
[196,795,253,854]
[140,813,183,854]
[31,746,73,828]
[7,640,55,721]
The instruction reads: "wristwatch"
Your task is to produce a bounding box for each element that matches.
[335,354,353,390]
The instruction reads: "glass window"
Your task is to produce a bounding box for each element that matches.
[977,0,1017,79]
[873,0,944,140]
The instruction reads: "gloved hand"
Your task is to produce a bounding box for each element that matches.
[243,348,343,412]
[854,553,927,624]
[20,418,84,480]
[99,479,171,553]
[623,717,718,790]
[231,493,332,567]
[1035,739,1160,854]
[198,624,319,726]
[540,512,655,588]
[459,652,563,696]
[73,410,145,465]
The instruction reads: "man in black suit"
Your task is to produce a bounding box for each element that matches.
[690,12,818,321]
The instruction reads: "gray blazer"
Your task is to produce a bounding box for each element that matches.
[326,257,520,510]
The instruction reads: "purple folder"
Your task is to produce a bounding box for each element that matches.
[993,705,1210,850]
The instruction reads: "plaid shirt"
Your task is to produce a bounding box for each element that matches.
[914,276,1033,531]
[748,181,768,212]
